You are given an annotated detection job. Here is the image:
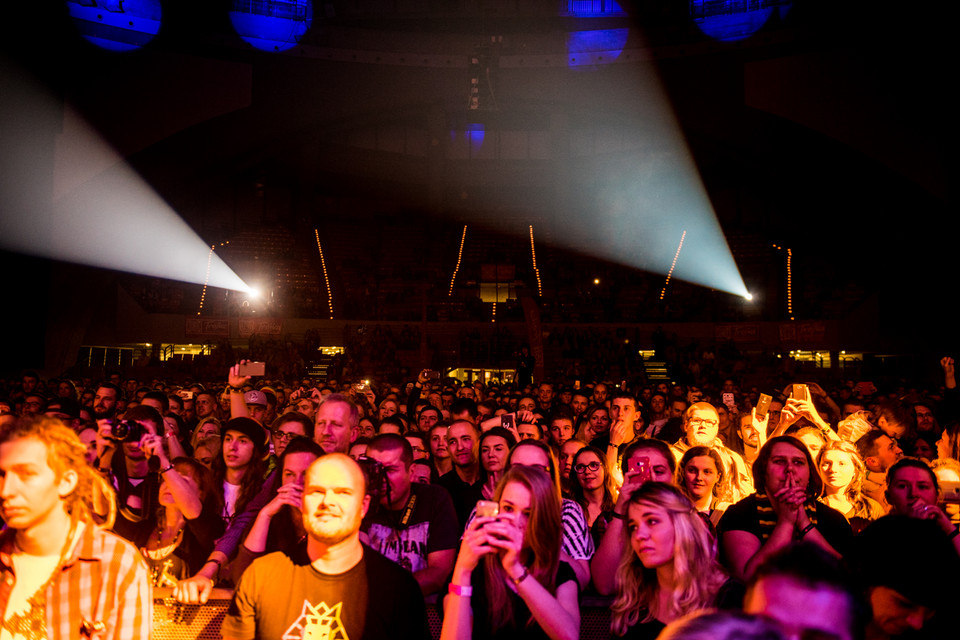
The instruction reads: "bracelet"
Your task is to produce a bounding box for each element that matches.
[949,528,960,540]
[608,442,620,448]
[448,584,472,597]
[205,558,223,573]
[229,385,242,393]
[160,463,175,474]
[512,568,530,586]
[798,522,816,539]
[611,511,626,521]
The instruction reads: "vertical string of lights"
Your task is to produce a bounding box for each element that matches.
[448,225,468,296]
[529,225,542,297]
[772,244,794,321]
[198,241,230,315]
[659,230,686,300]
[314,229,334,319]
[786,248,794,320]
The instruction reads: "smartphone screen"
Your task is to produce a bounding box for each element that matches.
[755,393,772,420]
[238,361,266,377]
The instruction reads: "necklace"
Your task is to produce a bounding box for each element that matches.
[143,525,184,562]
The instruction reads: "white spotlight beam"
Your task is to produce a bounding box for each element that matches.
[531,57,748,299]
[0,67,250,293]
[43,162,252,292]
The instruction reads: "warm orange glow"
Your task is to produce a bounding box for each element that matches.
[449,225,468,296]
[659,230,686,300]
[529,225,542,296]
[315,229,334,319]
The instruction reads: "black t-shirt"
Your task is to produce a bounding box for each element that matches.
[437,468,485,532]
[361,482,459,574]
[718,494,853,557]
[468,561,578,640]
[222,544,429,640]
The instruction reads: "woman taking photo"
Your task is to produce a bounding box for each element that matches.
[816,440,884,534]
[677,446,729,526]
[442,465,580,640]
[610,482,729,639]
[718,436,852,581]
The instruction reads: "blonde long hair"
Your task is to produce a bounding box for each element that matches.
[483,465,562,634]
[0,416,116,529]
[611,482,726,635]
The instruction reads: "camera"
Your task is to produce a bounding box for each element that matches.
[355,456,389,503]
[103,419,144,443]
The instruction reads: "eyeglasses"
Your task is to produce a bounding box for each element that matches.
[574,461,603,474]
[273,431,300,442]
[688,418,719,428]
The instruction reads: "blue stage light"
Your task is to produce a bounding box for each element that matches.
[66,0,162,52]
[229,0,313,52]
[691,1,792,43]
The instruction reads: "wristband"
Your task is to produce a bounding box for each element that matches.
[799,522,816,539]
[512,568,530,586]
[611,511,626,521]
[160,463,175,474]
[949,528,960,540]
[448,584,472,597]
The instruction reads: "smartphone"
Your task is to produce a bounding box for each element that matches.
[574,380,581,390]
[755,393,772,421]
[791,384,810,403]
[238,361,266,377]
[476,500,499,518]
[722,392,735,408]
[629,456,652,485]
[500,414,515,429]
[425,370,440,382]
[176,390,193,401]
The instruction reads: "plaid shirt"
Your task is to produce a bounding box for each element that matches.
[0,523,151,640]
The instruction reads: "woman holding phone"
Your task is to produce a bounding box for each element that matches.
[442,465,580,640]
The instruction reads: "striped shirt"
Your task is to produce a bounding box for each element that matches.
[560,498,595,560]
[0,523,151,640]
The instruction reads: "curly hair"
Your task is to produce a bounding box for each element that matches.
[0,415,116,529]
[816,440,866,502]
[610,482,727,636]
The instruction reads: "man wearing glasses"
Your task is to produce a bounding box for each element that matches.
[669,402,753,503]
[270,413,314,458]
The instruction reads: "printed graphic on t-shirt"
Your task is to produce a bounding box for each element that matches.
[365,522,429,573]
[283,600,348,640]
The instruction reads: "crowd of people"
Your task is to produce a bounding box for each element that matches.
[1,356,959,639]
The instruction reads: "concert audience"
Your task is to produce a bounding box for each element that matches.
[7,352,960,640]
